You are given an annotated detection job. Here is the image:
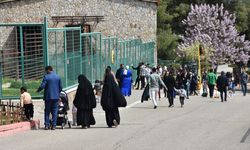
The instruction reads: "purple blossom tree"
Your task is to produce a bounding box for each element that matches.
[177,4,250,66]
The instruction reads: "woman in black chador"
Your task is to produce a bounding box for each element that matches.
[73,75,96,129]
[101,67,127,128]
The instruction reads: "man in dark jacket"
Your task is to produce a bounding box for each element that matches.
[132,62,142,89]
[115,64,124,89]
[216,71,229,102]
[163,71,176,107]
[37,66,62,130]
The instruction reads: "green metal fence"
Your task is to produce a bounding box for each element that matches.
[0,17,155,99]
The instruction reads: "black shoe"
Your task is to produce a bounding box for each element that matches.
[51,126,56,130]
[154,106,157,109]
[44,126,49,130]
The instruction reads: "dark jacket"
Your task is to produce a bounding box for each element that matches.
[37,71,62,100]
[163,75,176,91]
[132,65,141,76]
[216,75,229,91]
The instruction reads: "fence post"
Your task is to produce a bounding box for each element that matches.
[43,16,49,66]
[19,26,25,85]
[90,34,94,83]
[64,30,68,87]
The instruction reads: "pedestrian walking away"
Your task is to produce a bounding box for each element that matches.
[132,63,142,90]
[216,71,229,102]
[148,67,167,109]
[174,85,187,107]
[37,66,63,130]
[207,69,217,98]
[101,67,127,128]
[73,75,96,129]
[121,65,133,96]
[115,64,124,89]
[163,71,176,107]
[240,70,249,96]
[140,62,147,89]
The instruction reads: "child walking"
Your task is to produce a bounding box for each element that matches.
[20,87,34,120]
[175,85,187,108]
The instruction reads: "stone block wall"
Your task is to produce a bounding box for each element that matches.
[0,0,157,42]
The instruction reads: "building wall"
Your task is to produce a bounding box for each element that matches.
[0,0,157,42]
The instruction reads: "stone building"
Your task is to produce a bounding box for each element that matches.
[0,0,157,43]
[0,0,158,98]
[0,0,157,79]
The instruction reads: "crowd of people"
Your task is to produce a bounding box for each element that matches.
[19,64,248,130]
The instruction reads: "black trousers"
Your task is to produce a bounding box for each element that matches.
[23,103,34,120]
[167,90,174,106]
[180,97,185,106]
[135,76,140,89]
[105,108,120,127]
[219,88,227,102]
[208,84,215,98]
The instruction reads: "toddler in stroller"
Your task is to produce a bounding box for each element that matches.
[94,80,102,103]
[56,91,71,129]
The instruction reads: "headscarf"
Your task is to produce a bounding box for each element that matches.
[73,74,96,110]
[101,72,127,111]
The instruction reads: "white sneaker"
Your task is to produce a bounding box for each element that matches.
[113,120,118,127]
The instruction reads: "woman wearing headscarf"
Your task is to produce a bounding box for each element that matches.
[73,75,96,129]
[121,65,132,96]
[101,67,127,128]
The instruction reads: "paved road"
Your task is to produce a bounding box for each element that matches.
[1,90,250,150]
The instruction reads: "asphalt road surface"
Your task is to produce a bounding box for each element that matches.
[1,90,250,150]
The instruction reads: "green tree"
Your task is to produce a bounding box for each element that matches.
[157,0,250,61]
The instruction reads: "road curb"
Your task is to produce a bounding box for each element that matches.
[0,120,40,137]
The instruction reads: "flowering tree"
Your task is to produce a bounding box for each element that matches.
[177,4,250,66]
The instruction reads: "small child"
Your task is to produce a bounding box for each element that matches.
[58,98,65,112]
[174,85,187,108]
[94,80,102,103]
[20,87,34,120]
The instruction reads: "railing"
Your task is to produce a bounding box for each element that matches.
[0,100,25,126]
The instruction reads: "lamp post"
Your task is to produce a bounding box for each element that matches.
[197,44,204,90]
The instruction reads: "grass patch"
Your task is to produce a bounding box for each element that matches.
[2,88,41,97]
[2,78,42,97]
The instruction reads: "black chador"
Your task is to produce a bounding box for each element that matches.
[73,75,96,129]
[101,70,127,127]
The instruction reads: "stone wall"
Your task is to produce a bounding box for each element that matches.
[0,0,157,43]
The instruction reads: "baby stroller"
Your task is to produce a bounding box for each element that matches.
[94,80,103,103]
[56,90,71,129]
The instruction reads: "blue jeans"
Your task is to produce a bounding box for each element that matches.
[185,83,190,98]
[44,99,59,127]
[241,83,247,96]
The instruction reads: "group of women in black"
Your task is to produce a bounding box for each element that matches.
[73,66,127,129]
